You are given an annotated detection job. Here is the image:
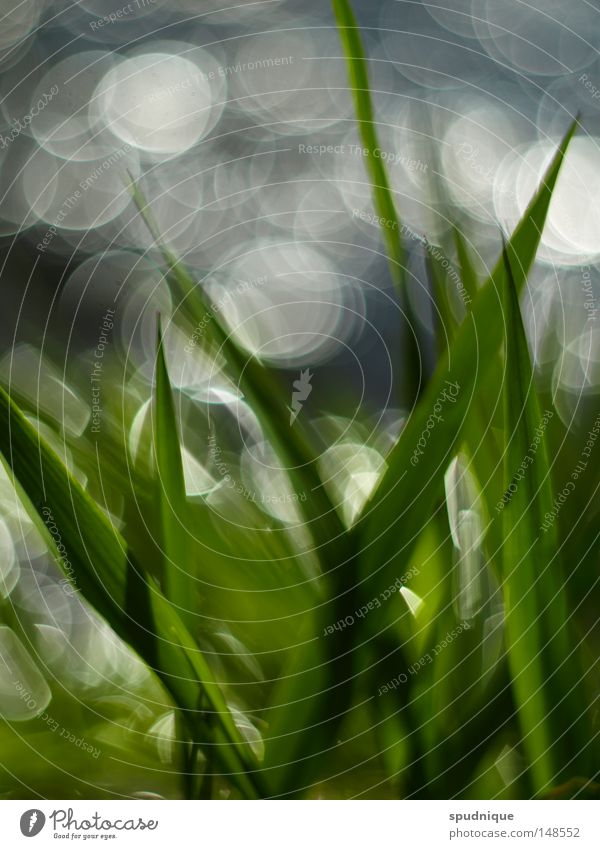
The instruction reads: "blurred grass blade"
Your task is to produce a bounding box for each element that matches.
[354,119,577,631]
[0,384,262,797]
[500,245,592,793]
[154,318,195,634]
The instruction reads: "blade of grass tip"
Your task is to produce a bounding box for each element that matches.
[154,317,196,635]
[332,0,422,403]
[127,175,344,549]
[130,183,358,601]
[500,242,592,793]
[0,385,263,798]
[419,93,480,313]
[420,116,470,352]
[353,119,578,639]
[451,225,505,528]
[424,248,456,357]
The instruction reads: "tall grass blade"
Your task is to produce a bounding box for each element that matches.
[332,0,422,403]
[354,120,577,630]
[154,318,196,634]
[348,121,577,794]
[331,0,405,285]
[500,244,592,793]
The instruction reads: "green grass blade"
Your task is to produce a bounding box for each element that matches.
[347,121,577,795]
[127,177,343,547]
[500,245,592,792]
[424,245,460,354]
[354,120,577,632]
[0,384,262,797]
[421,130,475,351]
[154,318,195,634]
[332,0,422,403]
[450,227,504,534]
[331,0,405,286]
[452,226,480,305]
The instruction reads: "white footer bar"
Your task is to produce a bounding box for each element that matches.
[2,800,598,848]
